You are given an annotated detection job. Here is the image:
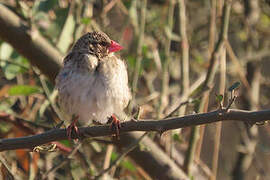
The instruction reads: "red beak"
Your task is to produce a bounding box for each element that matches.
[109,40,123,53]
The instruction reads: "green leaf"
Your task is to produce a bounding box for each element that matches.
[194,54,204,64]
[261,14,270,28]
[8,85,42,96]
[228,82,241,92]
[0,43,13,61]
[1,56,29,80]
[4,64,21,80]
[59,140,71,147]
[121,160,136,172]
[127,55,136,70]
[0,122,12,134]
[111,151,118,161]
[110,152,136,172]
[142,45,148,56]
[238,31,248,41]
[173,133,183,143]
[192,99,201,112]
[0,98,16,113]
[81,17,91,25]
[216,94,223,103]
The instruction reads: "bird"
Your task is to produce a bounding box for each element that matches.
[55,31,131,139]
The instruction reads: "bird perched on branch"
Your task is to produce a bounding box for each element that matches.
[55,31,131,139]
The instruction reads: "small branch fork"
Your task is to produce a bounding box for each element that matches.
[0,108,270,151]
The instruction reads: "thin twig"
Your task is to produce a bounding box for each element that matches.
[202,0,231,91]
[158,0,176,118]
[41,142,82,180]
[0,59,29,70]
[165,73,206,116]
[131,0,147,110]
[102,0,118,15]
[225,95,237,112]
[164,99,192,119]
[94,132,148,179]
[159,0,176,157]
[38,73,64,122]
[178,0,190,116]
[225,40,250,89]
[102,144,114,179]
[211,2,226,178]
[98,107,144,179]
[12,114,51,130]
[243,49,270,62]
[208,0,217,57]
[0,154,18,180]
[184,0,232,175]
[211,43,226,180]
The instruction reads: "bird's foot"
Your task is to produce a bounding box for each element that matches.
[66,116,80,140]
[110,114,121,139]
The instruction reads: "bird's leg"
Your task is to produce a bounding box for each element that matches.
[66,115,80,140]
[110,114,121,139]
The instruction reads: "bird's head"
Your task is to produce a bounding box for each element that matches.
[72,31,123,58]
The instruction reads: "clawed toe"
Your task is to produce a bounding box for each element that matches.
[110,114,121,139]
[66,116,80,140]
[66,125,80,140]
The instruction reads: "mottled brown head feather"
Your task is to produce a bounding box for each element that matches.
[72,31,112,58]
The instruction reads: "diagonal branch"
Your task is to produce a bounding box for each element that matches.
[0,4,62,82]
[0,108,269,151]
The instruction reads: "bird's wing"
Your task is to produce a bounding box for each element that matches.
[55,52,99,88]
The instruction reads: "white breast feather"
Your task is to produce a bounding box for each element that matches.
[56,54,131,125]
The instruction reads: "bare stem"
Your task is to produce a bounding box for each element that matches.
[131,0,147,109]
[94,132,148,180]
[158,0,176,118]
[178,0,190,115]
[184,0,232,175]
[211,45,226,180]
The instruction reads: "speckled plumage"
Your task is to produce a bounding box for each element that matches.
[56,32,131,125]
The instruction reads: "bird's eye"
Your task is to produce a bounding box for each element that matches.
[101,41,108,46]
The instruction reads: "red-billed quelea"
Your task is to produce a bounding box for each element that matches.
[55,31,131,138]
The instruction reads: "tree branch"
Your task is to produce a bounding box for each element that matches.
[0,4,62,82]
[1,108,269,151]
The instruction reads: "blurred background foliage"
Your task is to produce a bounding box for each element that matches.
[0,0,269,179]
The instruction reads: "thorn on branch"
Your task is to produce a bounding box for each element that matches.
[226,81,240,111]
[159,129,166,137]
[225,95,237,112]
[134,106,142,120]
